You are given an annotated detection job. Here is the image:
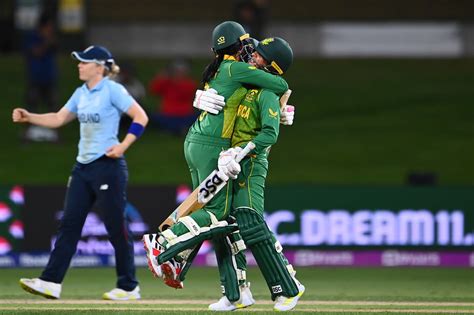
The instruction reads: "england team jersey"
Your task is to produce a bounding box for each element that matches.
[65,77,134,164]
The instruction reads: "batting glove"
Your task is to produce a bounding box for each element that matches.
[218,147,243,180]
[193,88,225,115]
[280,105,295,126]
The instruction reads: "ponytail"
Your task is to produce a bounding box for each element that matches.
[104,63,120,79]
[109,64,120,78]
[201,41,243,85]
[202,54,223,84]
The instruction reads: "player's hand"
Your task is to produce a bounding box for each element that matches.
[193,88,225,115]
[280,105,295,126]
[12,108,30,123]
[106,143,127,158]
[218,147,242,180]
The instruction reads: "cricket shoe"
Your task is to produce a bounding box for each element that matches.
[160,258,184,289]
[273,278,305,312]
[103,286,141,300]
[143,233,184,289]
[209,283,255,311]
[19,278,61,299]
[143,233,164,278]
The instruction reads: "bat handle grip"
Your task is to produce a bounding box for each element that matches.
[236,141,256,162]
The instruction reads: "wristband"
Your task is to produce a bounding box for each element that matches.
[128,122,145,138]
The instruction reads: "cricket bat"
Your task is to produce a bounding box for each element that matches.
[280,89,292,109]
[159,141,256,231]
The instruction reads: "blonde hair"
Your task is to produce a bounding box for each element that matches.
[103,63,120,79]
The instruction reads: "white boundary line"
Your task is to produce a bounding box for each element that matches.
[0,307,473,314]
[1,299,474,306]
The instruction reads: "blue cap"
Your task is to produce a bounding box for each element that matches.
[71,45,114,70]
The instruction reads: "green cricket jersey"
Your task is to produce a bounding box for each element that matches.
[190,55,288,139]
[232,88,280,156]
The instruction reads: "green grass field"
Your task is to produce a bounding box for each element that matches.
[0,267,473,314]
[1,55,474,185]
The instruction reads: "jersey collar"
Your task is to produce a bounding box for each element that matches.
[83,77,109,92]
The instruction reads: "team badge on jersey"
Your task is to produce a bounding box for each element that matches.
[245,89,258,102]
[268,108,279,119]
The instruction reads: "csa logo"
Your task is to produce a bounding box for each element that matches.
[217,36,226,45]
[245,89,258,102]
[272,285,283,294]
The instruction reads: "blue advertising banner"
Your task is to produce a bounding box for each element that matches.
[0,185,472,267]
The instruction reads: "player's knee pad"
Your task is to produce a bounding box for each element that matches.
[234,207,299,300]
[157,212,237,264]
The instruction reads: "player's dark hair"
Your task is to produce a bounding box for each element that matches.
[202,41,242,84]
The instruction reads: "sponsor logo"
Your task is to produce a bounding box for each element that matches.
[19,254,51,267]
[237,105,251,119]
[70,256,102,267]
[52,205,148,256]
[261,38,275,45]
[294,250,354,266]
[0,256,15,267]
[382,250,440,266]
[268,108,279,119]
[265,209,473,247]
[272,285,283,294]
[199,172,225,201]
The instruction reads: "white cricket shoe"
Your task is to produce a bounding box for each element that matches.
[273,278,305,311]
[209,296,239,311]
[102,286,141,300]
[209,283,255,311]
[143,233,163,278]
[240,283,256,308]
[19,278,61,299]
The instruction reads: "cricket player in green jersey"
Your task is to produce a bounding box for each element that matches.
[211,37,305,312]
[142,21,291,301]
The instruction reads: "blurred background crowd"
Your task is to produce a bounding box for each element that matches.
[1,0,472,185]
